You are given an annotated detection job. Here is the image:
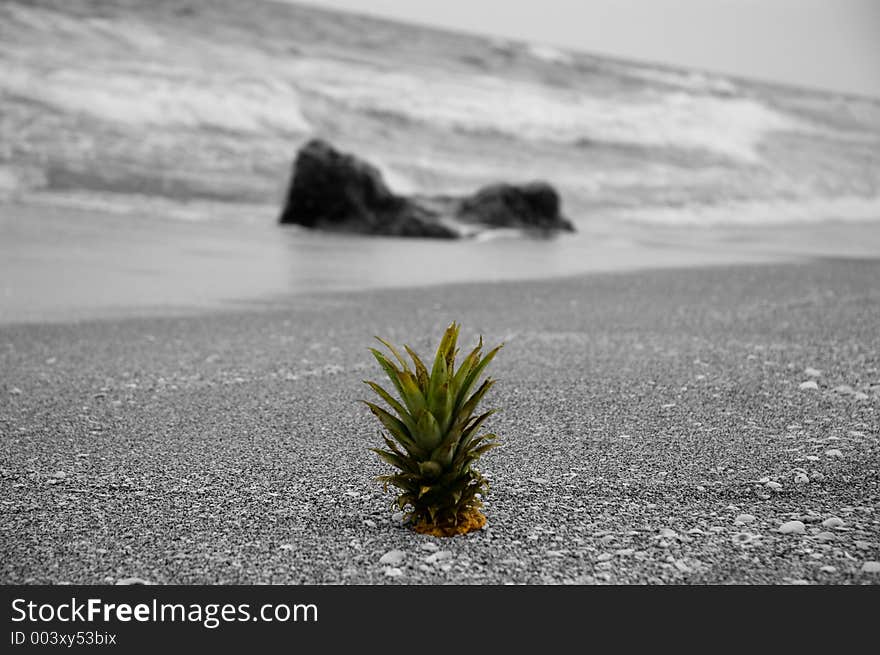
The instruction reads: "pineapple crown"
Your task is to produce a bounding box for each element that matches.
[363,322,503,528]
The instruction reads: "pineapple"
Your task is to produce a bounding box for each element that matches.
[364,322,502,537]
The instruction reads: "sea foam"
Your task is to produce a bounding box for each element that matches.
[290,58,803,162]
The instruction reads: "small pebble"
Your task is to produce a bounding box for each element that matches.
[821,517,844,529]
[793,473,809,484]
[425,551,452,564]
[799,381,819,391]
[733,532,759,545]
[825,449,843,458]
[379,550,406,566]
[833,385,854,395]
[673,559,692,573]
[778,520,806,535]
[814,532,836,542]
[659,528,678,539]
[734,514,756,525]
[384,567,403,577]
[420,542,439,552]
[115,577,152,585]
[766,481,783,491]
[804,367,822,377]
[861,561,880,573]
[820,566,837,573]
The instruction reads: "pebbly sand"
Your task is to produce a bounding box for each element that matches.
[1,257,879,584]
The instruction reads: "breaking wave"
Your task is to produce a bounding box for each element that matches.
[291,58,805,162]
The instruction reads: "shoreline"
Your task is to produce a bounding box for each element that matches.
[2,257,878,584]
[4,200,880,326]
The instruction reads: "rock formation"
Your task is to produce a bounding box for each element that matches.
[279,139,575,238]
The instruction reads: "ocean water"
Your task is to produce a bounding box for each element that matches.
[1,0,879,322]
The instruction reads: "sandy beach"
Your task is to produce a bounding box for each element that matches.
[2,257,878,584]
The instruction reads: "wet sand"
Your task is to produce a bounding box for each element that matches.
[7,201,880,325]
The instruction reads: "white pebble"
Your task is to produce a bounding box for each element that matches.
[115,577,152,585]
[734,513,756,525]
[733,532,760,546]
[778,520,806,534]
[820,566,837,573]
[673,559,692,573]
[425,550,452,564]
[379,549,406,566]
[799,381,819,391]
[804,367,822,377]
[659,528,678,539]
[766,481,783,491]
[384,567,403,577]
[861,561,880,573]
[825,449,844,458]
[420,542,439,552]
[794,473,809,484]
[821,516,844,529]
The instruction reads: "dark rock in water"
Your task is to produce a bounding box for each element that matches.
[278,139,457,238]
[279,139,575,238]
[456,182,575,232]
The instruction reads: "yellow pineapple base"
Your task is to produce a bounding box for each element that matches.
[411,509,487,537]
